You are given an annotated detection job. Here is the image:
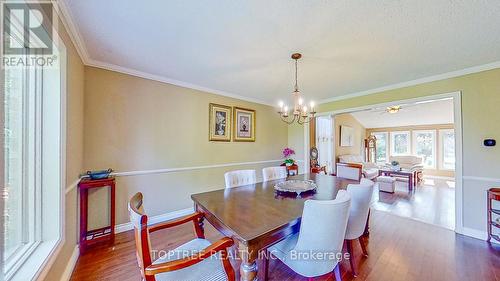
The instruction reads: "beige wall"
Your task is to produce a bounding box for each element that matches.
[289,67,500,234]
[367,124,455,177]
[335,113,366,161]
[42,11,85,281]
[83,67,288,226]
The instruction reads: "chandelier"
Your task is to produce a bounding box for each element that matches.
[278,53,316,125]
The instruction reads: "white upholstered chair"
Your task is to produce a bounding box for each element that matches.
[344,179,375,277]
[336,162,363,181]
[267,191,351,280]
[128,192,235,281]
[224,170,257,188]
[262,166,287,181]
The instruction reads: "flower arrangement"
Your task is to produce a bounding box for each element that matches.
[283,147,296,166]
[391,160,400,171]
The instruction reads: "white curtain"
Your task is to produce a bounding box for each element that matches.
[316,116,334,174]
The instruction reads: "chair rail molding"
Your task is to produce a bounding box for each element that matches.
[64,159,285,194]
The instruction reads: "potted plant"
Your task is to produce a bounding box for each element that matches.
[391,160,401,171]
[282,147,296,166]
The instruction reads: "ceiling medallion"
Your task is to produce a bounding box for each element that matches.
[277,53,316,125]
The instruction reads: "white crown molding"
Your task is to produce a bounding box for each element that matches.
[462,175,500,182]
[85,58,274,106]
[319,61,500,105]
[54,0,91,64]
[55,0,500,108]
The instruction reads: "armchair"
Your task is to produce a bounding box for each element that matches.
[128,192,235,281]
[338,154,379,180]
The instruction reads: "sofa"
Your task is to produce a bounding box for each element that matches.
[386,155,424,180]
[338,154,379,180]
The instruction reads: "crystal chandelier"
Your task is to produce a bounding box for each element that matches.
[278,53,316,125]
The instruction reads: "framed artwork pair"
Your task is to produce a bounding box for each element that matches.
[209,103,255,142]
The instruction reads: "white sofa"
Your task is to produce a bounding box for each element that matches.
[338,154,379,180]
[386,155,424,181]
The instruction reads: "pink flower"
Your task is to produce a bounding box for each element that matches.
[282,147,295,158]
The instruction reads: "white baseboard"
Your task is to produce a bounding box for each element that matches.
[115,207,194,233]
[60,245,80,281]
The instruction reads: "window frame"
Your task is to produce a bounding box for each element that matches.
[3,26,67,281]
[439,129,455,171]
[371,131,389,164]
[390,131,411,156]
[412,130,437,169]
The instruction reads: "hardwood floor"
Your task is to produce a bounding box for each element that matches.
[372,177,455,229]
[70,210,500,281]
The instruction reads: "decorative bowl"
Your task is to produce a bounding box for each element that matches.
[86,168,113,180]
[274,180,317,196]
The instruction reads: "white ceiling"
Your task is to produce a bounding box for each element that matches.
[350,98,454,128]
[62,0,500,105]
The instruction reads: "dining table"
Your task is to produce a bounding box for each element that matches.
[191,173,359,281]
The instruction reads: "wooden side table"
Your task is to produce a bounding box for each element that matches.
[78,177,116,253]
[487,188,500,243]
[281,163,299,176]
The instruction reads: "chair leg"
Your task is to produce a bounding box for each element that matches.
[345,239,357,277]
[263,250,269,281]
[333,264,342,281]
[359,237,368,257]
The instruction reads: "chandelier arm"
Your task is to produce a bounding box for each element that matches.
[280,114,297,125]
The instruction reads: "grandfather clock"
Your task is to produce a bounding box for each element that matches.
[365,135,377,163]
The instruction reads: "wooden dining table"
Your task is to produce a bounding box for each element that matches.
[191,173,358,281]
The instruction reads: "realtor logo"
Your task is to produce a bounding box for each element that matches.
[2,2,54,55]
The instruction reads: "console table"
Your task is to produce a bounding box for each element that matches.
[78,177,116,253]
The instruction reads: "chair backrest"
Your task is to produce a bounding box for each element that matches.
[128,192,155,281]
[224,169,257,188]
[345,179,374,240]
[262,166,287,181]
[294,190,351,255]
[338,154,364,164]
[336,162,362,180]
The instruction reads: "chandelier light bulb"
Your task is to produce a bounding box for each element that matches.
[279,101,284,108]
[310,101,315,110]
[303,106,307,112]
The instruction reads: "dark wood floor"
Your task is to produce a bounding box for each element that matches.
[70,210,500,281]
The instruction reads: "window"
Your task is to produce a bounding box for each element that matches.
[412,130,436,168]
[316,116,333,173]
[3,33,65,281]
[390,131,410,155]
[439,129,455,170]
[371,132,388,163]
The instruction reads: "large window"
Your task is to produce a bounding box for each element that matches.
[439,129,455,170]
[390,131,410,156]
[3,32,65,281]
[371,132,388,163]
[412,130,436,168]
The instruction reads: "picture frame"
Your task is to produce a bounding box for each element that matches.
[233,107,256,142]
[340,125,354,147]
[209,103,232,141]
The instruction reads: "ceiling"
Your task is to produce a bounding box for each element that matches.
[62,0,500,105]
[350,98,454,128]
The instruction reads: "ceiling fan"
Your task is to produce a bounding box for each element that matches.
[367,97,452,115]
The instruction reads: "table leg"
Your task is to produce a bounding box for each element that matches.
[239,242,258,281]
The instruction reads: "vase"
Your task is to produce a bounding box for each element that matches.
[391,165,400,171]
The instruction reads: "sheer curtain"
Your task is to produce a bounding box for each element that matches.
[316,116,334,173]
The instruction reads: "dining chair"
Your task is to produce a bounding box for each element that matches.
[128,192,235,281]
[266,191,351,280]
[336,162,363,181]
[224,169,256,188]
[262,166,287,181]
[344,178,375,277]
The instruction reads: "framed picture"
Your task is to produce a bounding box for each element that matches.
[233,107,256,142]
[340,125,354,147]
[209,103,232,141]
